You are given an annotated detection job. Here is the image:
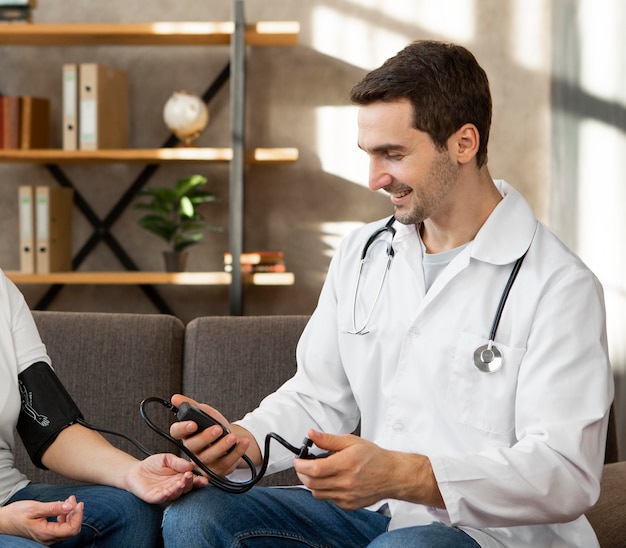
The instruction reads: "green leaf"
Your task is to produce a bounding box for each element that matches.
[134,173,221,250]
[179,195,194,217]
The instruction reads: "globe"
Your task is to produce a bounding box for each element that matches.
[163,91,209,145]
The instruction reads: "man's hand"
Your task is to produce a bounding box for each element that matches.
[123,453,206,504]
[169,394,253,476]
[293,430,445,511]
[0,496,83,545]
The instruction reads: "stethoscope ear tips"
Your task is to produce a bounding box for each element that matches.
[473,342,503,373]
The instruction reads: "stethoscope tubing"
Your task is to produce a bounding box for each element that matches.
[487,251,527,343]
[348,216,396,335]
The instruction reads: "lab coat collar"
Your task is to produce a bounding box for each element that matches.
[470,180,538,265]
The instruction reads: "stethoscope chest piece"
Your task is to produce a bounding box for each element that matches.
[473,343,503,373]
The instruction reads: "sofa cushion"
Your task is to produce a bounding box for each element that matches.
[14,311,184,485]
[183,315,310,486]
[586,461,626,548]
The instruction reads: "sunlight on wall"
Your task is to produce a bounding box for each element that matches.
[315,106,369,188]
[579,0,623,102]
[312,0,475,72]
[340,0,475,43]
[320,221,366,258]
[577,120,625,274]
[510,0,549,72]
[311,5,407,71]
[575,0,626,375]
[405,0,475,42]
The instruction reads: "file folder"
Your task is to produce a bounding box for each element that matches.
[18,185,36,273]
[79,63,128,150]
[62,64,79,150]
[35,186,74,273]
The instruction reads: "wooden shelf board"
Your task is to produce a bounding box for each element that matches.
[0,147,298,164]
[5,271,295,286]
[0,22,300,46]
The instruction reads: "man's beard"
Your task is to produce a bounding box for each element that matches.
[392,150,458,226]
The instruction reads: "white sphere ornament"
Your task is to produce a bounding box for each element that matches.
[163,91,209,146]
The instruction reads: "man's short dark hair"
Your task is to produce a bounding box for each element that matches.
[350,40,492,167]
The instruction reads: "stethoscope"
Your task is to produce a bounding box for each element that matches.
[346,215,396,335]
[472,251,527,372]
[347,215,528,374]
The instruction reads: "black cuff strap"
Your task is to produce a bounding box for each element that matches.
[17,362,83,469]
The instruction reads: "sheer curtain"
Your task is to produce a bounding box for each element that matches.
[552,0,626,456]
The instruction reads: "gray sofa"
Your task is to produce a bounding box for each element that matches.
[13,311,625,547]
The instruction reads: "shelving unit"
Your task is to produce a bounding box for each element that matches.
[0,1,299,315]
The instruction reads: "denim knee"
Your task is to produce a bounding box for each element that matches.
[367,522,479,548]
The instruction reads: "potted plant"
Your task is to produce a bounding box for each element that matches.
[134,173,222,272]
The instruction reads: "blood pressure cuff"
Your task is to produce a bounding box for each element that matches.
[17,361,84,469]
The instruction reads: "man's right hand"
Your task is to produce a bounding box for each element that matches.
[0,496,83,545]
[170,394,255,476]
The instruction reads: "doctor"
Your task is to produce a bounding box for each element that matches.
[162,40,614,547]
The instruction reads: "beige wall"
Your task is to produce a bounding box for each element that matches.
[0,1,551,322]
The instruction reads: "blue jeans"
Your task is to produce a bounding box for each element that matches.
[162,486,480,547]
[1,482,164,547]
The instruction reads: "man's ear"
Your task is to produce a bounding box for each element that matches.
[451,123,480,165]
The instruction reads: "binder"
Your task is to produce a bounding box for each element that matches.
[78,63,128,150]
[20,96,50,149]
[18,185,36,273]
[35,186,74,274]
[62,63,79,150]
[2,95,21,149]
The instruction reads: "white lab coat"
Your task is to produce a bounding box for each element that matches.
[238,181,614,547]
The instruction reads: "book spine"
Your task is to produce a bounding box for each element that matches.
[224,251,285,265]
[2,96,21,149]
[225,263,287,273]
[20,96,50,149]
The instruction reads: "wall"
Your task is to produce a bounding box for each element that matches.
[0,0,552,322]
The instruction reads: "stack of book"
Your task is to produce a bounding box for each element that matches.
[0,0,35,23]
[18,185,73,274]
[224,251,286,274]
[0,95,50,149]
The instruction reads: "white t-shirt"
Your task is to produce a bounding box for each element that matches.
[0,270,51,505]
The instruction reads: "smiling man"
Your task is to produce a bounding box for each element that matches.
[162,40,614,548]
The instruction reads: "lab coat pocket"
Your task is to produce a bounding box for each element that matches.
[446,331,526,436]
